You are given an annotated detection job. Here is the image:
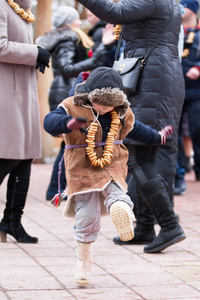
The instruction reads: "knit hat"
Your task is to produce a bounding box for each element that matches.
[51,6,79,28]
[180,0,199,14]
[74,67,130,116]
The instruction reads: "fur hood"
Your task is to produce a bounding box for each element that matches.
[74,86,130,117]
[35,26,78,52]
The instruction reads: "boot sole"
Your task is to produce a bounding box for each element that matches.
[144,234,186,253]
[113,238,153,245]
[110,201,135,242]
[74,278,90,285]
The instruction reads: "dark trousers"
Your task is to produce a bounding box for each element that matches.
[0,159,32,185]
[126,144,176,228]
[0,159,32,224]
[178,99,200,177]
[126,143,178,208]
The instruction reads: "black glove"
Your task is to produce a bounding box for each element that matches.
[156,126,173,144]
[36,46,50,74]
[92,43,106,61]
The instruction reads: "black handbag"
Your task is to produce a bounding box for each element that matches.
[113,7,175,95]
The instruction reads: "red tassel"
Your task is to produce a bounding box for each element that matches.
[51,193,63,207]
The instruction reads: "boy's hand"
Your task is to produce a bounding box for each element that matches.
[66,117,87,131]
[157,126,173,144]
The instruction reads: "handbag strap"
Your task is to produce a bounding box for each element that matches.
[115,5,175,62]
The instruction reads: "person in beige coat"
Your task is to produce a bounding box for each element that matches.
[44,67,174,285]
[0,0,50,243]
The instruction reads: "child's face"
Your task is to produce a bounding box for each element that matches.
[92,103,114,116]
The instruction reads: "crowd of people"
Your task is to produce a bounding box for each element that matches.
[0,0,199,287]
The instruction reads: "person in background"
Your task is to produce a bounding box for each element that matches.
[0,0,50,243]
[43,67,174,285]
[86,9,116,67]
[174,0,200,195]
[75,0,186,253]
[36,6,106,200]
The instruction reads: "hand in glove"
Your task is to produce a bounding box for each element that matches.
[66,117,87,133]
[157,126,173,144]
[36,46,50,73]
[92,43,106,61]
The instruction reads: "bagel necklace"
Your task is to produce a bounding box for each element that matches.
[7,0,35,23]
[113,25,122,40]
[86,110,120,168]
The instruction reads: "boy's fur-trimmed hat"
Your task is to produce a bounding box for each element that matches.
[74,67,130,116]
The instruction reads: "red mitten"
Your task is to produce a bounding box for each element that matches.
[158,126,173,144]
[66,117,87,131]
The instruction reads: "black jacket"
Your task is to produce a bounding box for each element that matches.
[77,0,185,144]
[36,26,102,111]
[182,21,200,100]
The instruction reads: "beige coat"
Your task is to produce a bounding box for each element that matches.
[61,97,134,217]
[0,1,41,159]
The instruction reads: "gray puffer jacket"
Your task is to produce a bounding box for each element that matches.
[77,0,185,144]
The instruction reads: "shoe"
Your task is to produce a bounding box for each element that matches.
[0,221,38,243]
[144,224,186,253]
[174,177,187,195]
[184,156,192,173]
[110,201,135,242]
[196,173,200,181]
[113,229,156,245]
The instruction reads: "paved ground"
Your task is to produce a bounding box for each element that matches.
[0,163,200,300]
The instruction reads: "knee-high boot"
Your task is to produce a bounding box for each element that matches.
[74,241,93,285]
[0,175,38,243]
[140,177,186,253]
[113,191,155,245]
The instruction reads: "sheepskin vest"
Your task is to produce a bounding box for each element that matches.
[61,96,134,217]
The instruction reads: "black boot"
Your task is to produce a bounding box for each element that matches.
[139,177,186,253]
[113,193,156,245]
[0,175,38,243]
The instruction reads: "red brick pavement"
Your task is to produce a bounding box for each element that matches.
[0,163,200,300]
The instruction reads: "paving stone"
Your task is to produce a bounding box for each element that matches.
[0,164,200,300]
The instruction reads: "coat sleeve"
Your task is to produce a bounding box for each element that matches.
[43,106,73,136]
[56,40,98,78]
[0,7,38,65]
[127,120,159,145]
[76,0,155,24]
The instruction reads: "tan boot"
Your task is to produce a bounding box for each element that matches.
[74,241,93,285]
[110,201,135,242]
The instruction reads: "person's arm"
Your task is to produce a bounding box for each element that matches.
[127,120,173,145]
[43,106,87,136]
[0,7,38,65]
[43,106,72,136]
[76,0,155,24]
[56,41,106,78]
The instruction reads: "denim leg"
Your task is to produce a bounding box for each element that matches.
[73,191,101,243]
[102,181,134,214]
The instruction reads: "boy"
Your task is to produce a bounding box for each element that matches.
[44,67,172,285]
